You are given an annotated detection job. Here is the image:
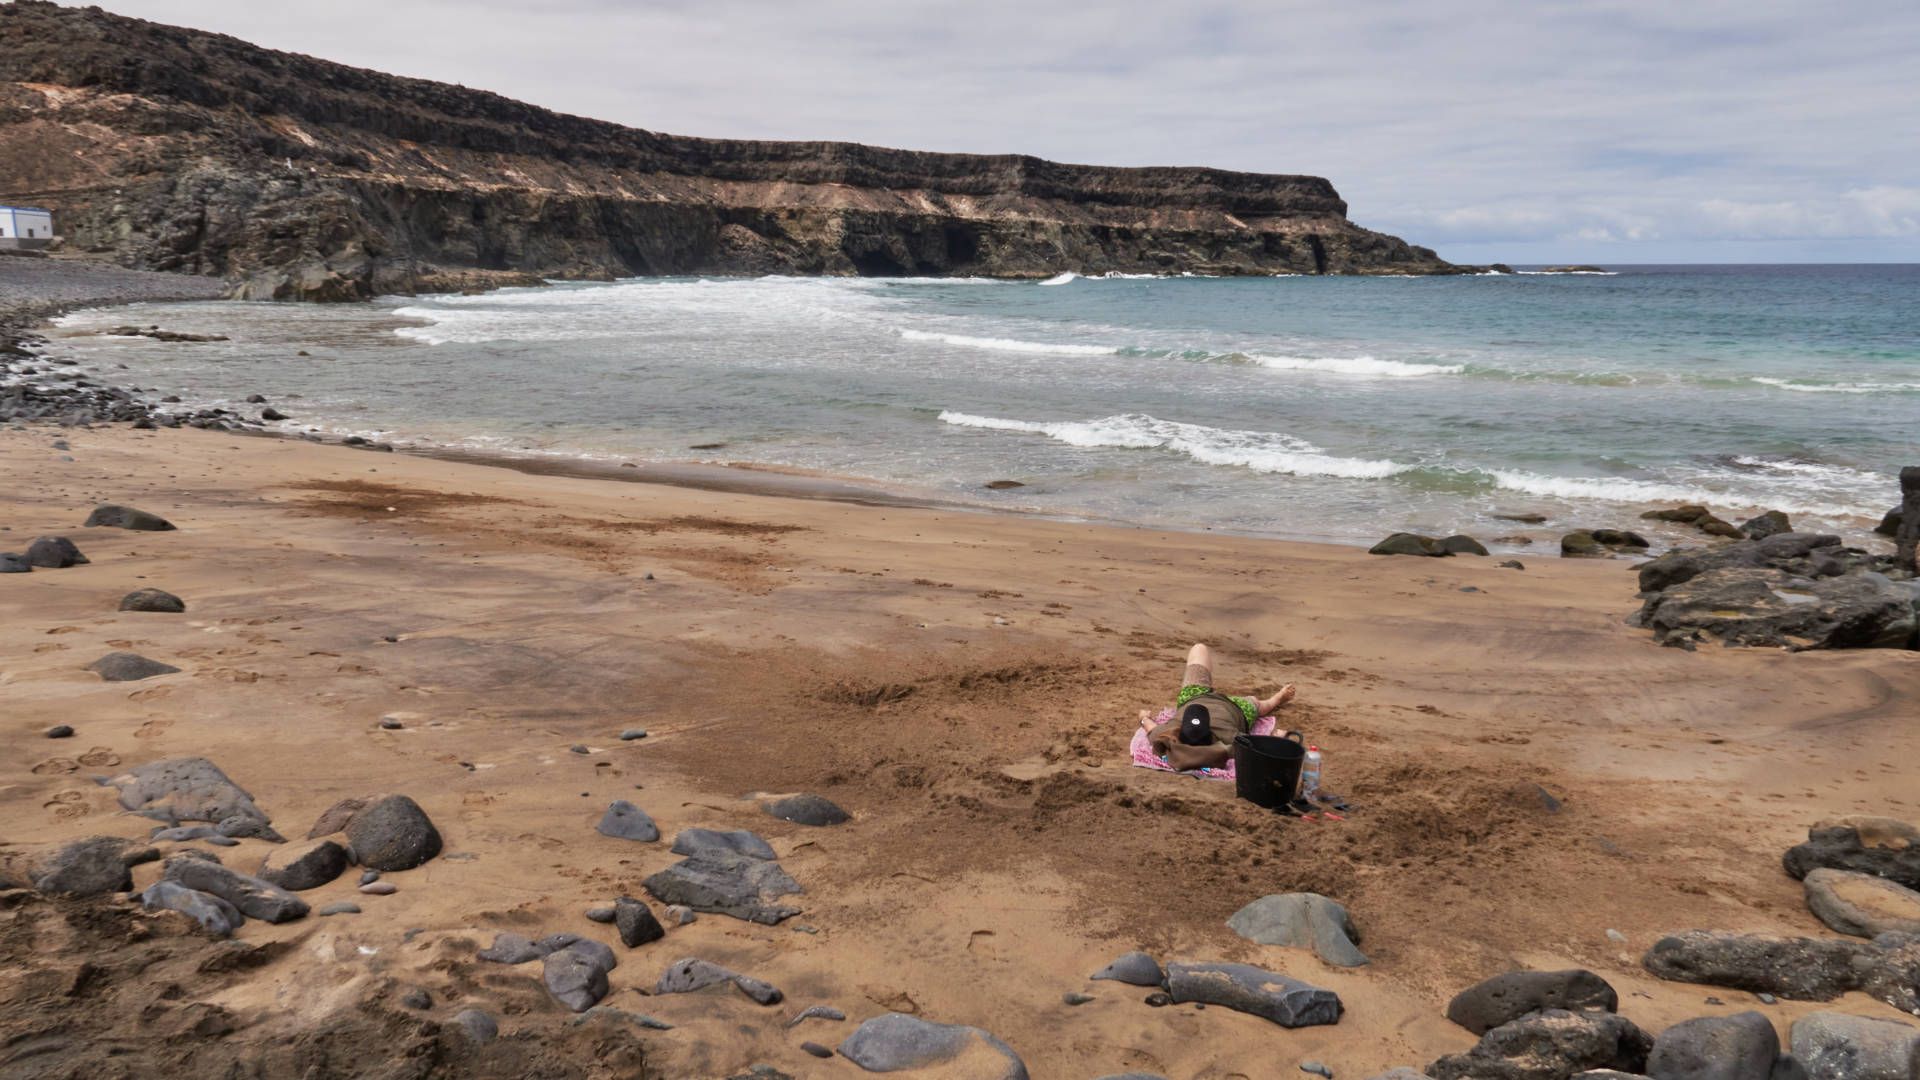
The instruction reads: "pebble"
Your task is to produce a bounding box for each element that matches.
[1301,1061,1334,1079]
[787,1005,847,1028]
[1144,992,1171,1007]
[46,725,74,738]
[1606,929,1628,943]
[360,871,380,885]
[620,729,648,740]
[360,881,398,895]
[801,1042,833,1059]
[379,717,403,730]
[570,744,590,754]
[1063,993,1093,1006]
[585,906,617,923]
[665,905,696,926]
[401,988,432,1010]
[317,902,361,916]
[1758,993,1777,1004]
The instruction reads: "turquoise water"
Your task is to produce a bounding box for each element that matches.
[50,265,1920,548]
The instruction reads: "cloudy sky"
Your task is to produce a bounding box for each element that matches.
[91,0,1920,263]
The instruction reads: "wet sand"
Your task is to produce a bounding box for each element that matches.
[4,422,1918,1078]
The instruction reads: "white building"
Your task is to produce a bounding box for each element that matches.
[0,206,55,250]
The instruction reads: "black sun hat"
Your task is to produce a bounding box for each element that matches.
[1178,702,1214,746]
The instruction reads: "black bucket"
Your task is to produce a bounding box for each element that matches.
[1233,731,1306,809]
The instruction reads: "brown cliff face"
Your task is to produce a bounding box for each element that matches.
[0,1,1472,299]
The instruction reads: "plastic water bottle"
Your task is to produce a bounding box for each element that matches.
[1301,745,1323,801]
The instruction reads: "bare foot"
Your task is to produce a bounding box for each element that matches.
[1258,684,1297,715]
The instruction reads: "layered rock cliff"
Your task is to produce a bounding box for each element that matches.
[0,1,1474,299]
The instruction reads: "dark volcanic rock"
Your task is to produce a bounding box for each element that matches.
[596,800,660,842]
[312,793,442,870]
[454,1008,498,1043]
[642,851,803,924]
[761,793,850,826]
[1226,892,1368,967]
[837,1013,1028,1079]
[1370,533,1448,557]
[0,552,30,573]
[119,587,186,613]
[1445,969,1619,1035]
[1091,951,1166,987]
[1163,961,1343,1028]
[109,757,273,828]
[255,838,348,891]
[1878,510,1903,538]
[1640,931,1920,1014]
[1642,931,1868,1000]
[86,652,181,680]
[1742,511,1792,541]
[25,535,87,567]
[1561,532,1612,558]
[31,835,139,894]
[655,957,783,1005]
[1591,529,1650,548]
[140,880,244,935]
[162,854,309,922]
[46,724,73,738]
[543,941,615,1013]
[670,828,777,860]
[1802,868,1920,938]
[614,895,665,948]
[478,933,546,965]
[1427,1009,1653,1080]
[1441,535,1490,556]
[1784,818,1920,890]
[1635,568,1915,650]
[84,504,175,530]
[1646,1012,1780,1080]
[1634,533,1853,594]
[1789,1011,1920,1080]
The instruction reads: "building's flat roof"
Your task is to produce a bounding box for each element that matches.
[0,206,51,213]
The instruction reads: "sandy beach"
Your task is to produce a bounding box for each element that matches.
[5,420,1917,1078]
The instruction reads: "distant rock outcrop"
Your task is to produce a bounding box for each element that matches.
[0,1,1480,301]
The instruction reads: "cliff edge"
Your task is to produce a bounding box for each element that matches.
[0,1,1474,299]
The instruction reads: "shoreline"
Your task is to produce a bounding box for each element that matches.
[8,271,1907,557]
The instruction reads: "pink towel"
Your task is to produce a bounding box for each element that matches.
[1128,707,1277,781]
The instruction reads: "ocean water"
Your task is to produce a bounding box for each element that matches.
[47,265,1920,549]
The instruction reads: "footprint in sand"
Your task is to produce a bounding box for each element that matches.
[78,747,120,767]
[135,717,174,738]
[32,643,70,654]
[42,790,91,819]
[128,686,173,702]
[32,758,80,776]
[966,929,998,955]
[45,626,82,636]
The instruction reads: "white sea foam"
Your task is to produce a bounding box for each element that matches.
[938,411,1412,479]
[1038,272,1079,286]
[1751,376,1920,394]
[899,329,1117,355]
[1244,353,1465,378]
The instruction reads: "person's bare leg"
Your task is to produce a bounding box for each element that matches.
[1186,643,1212,672]
[1256,683,1297,716]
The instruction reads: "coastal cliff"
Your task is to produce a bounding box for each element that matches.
[0,1,1473,299]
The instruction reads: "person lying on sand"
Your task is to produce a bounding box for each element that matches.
[1140,642,1295,772]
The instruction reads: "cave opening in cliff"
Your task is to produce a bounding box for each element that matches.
[1308,235,1329,274]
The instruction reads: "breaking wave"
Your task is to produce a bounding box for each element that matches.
[937,411,1414,479]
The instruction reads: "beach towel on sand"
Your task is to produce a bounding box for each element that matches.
[1129,707,1277,781]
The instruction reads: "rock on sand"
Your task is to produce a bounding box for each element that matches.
[1226,892,1368,967]
[108,757,274,829]
[1646,1011,1781,1080]
[836,1013,1028,1079]
[30,835,143,895]
[1163,962,1342,1028]
[161,854,309,923]
[1789,1011,1920,1080]
[140,880,243,935]
[86,652,181,681]
[1785,818,1920,891]
[26,535,87,568]
[84,504,175,531]
[596,800,660,842]
[1802,868,1920,938]
[1428,1009,1652,1080]
[309,793,442,870]
[1090,951,1165,987]
[643,851,803,925]
[119,588,186,613]
[1445,969,1618,1035]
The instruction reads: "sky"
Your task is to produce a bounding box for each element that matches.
[81,0,1920,263]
